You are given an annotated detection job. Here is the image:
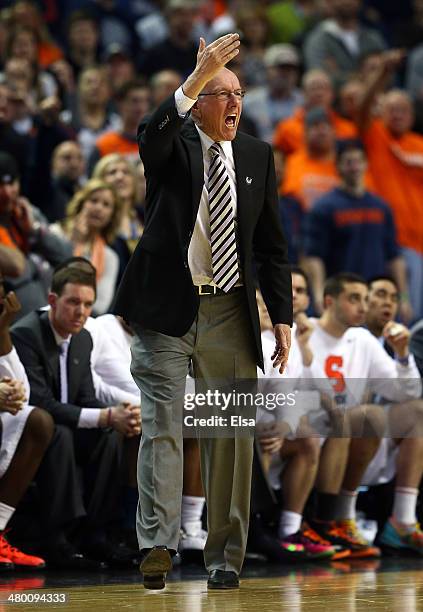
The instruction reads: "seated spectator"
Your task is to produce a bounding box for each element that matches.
[64,10,101,79]
[137,0,198,80]
[50,179,122,315]
[307,274,420,559]
[303,140,411,319]
[303,0,386,87]
[49,141,86,223]
[361,277,423,555]
[11,258,141,567]
[92,154,144,254]
[0,280,53,570]
[150,69,183,110]
[63,66,121,162]
[273,69,357,156]
[103,44,137,96]
[0,152,72,319]
[242,44,303,144]
[357,49,423,319]
[88,80,150,174]
[280,107,340,209]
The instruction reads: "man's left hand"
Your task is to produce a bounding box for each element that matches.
[272,324,291,374]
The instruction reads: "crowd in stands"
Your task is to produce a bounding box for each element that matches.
[0,0,422,572]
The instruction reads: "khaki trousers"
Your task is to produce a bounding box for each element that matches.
[130,290,257,573]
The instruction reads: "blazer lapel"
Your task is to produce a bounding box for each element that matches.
[67,338,81,403]
[181,120,204,227]
[232,136,254,262]
[40,312,61,398]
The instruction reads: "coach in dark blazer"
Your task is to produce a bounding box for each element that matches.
[113,34,292,590]
[11,265,124,567]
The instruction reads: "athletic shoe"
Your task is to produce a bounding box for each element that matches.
[0,532,45,569]
[282,525,336,560]
[0,553,13,571]
[379,519,423,556]
[178,522,207,552]
[248,514,307,562]
[332,520,381,559]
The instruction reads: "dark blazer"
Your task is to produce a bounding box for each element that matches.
[112,95,292,369]
[11,310,104,428]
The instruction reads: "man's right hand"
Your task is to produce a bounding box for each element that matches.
[182,33,240,100]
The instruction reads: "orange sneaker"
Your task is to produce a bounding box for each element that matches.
[333,520,381,559]
[0,553,13,571]
[0,532,45,569]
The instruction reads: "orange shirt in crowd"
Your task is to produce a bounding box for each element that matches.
[281,149,340,210]
[38,42,63,68]
[273,108,357,156]
[0,227,16,249]
[95,132,139,160]
[281,148,375,210]
[362,119,423,254]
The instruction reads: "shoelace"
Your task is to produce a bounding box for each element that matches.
[303,527,331,546]
[334,522,367,545]
[0,533,19,556]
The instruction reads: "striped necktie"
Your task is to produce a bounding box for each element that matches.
[207,143,239,292]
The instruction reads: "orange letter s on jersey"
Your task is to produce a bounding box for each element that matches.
[325,355,346,393]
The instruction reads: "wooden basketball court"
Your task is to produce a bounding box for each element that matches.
[2,559,423,612]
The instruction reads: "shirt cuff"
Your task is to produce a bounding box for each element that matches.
[77,408,102,428]
[174,86,197,117]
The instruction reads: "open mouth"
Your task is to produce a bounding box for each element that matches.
[225,114,237,128]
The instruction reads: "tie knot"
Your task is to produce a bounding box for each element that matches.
[209,143,222,157]
[60,340,70,355]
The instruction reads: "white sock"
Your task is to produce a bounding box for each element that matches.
[181,495,205,531]
[336,489,358,520]
[393,487,418,526]
[0,503,15,531]
[278,510,302,539]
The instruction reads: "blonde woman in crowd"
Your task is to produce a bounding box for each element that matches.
[92,153,145,254]
[50,179,122,315]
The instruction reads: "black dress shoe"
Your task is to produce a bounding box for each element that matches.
[207,569,239,590]
[139,546,173,590]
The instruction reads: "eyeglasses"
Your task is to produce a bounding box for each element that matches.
[198,90,245,101]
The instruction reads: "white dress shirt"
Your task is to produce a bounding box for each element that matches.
[50,322,101,428]
[84,315,139,405]
[174,86,242,286]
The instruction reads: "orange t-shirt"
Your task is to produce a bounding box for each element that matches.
[281,148,375,210]
[281,149,340,210]
[273,108,357,156]
[0,227,16,249]
[95,132,139,160]
[362,119,423,254]
[38,42,63,68]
